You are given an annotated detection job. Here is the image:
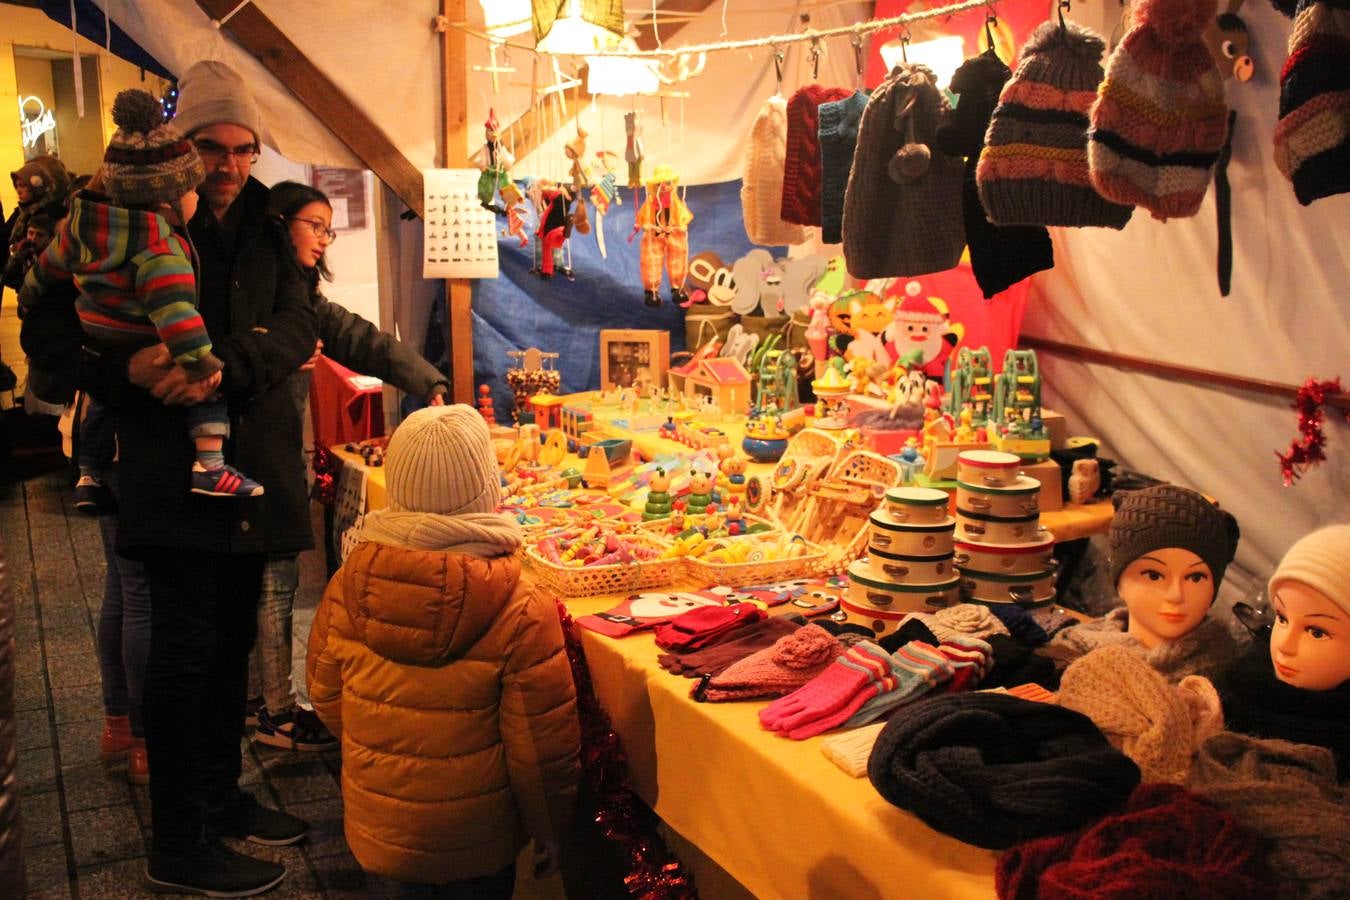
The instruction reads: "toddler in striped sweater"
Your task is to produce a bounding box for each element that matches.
[22,89,263,504]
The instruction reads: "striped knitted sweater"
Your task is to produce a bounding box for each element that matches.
[22,193,221,379]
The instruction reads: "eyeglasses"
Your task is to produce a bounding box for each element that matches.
[289,217,337,242]
[193,139,259,166]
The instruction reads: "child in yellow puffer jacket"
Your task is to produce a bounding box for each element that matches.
[307,404,580,896]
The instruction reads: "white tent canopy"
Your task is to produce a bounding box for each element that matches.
[98,0,1348,597]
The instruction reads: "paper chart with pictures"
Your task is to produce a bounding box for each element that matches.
[422,168,499,279]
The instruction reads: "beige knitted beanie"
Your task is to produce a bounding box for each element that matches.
[741,96,808,247]
[1059,644,1221,784]
[173,60,265,145]
[1269,524,1350,617]
[383,405,501,516]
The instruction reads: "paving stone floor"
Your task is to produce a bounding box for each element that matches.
[6,470,368,898]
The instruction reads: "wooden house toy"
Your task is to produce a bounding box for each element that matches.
[675,358,752,416]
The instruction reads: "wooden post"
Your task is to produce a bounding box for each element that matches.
[441,0,475,404]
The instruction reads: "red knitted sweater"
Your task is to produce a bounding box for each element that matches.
[780,85,852,227]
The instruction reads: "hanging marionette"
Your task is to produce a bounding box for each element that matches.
[531,178,574,280]
[564,128,593,240]
[469,109,521,215]
[628,163,692,307]
[588,150,624,258]
[624,109,645,189]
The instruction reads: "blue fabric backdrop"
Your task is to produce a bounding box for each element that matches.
[469,179,768,419]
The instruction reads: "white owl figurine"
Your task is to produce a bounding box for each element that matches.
[1068,459,1101,505]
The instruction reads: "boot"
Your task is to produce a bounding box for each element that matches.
[100,715,133,761]
[643,290,662,308]
[127,738,150,785]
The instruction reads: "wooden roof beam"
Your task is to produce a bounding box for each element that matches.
[193,0,425,218]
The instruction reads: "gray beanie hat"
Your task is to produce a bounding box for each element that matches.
[172,60,264,145]
[384,405,501,516]
[1109,484,1240,591]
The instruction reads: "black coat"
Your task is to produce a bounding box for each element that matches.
[314,297,447,401]
[24,178,317,557]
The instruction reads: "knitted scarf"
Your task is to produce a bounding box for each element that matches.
[1038,606,1240,682]
[356,508,523,558]
[1215,645,1350,781]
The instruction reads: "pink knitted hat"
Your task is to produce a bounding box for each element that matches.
[702,623,842,702]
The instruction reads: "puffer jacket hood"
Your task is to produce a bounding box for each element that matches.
[339,542,522,667]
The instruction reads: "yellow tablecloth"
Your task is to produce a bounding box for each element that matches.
[568,594,999,900]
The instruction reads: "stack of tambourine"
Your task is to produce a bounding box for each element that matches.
[952,450,1057,608]
[841,486,960,636]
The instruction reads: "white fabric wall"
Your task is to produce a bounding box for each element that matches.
[1025,3,1350,604]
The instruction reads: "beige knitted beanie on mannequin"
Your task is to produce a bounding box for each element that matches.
[384,405,501,515]
[1268,524,1350,616]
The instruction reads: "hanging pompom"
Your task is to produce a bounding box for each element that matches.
[1133,0,1220,46]
[111,89,163,135]
[889,143,931,181]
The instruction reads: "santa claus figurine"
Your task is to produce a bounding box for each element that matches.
[885,286,961,381]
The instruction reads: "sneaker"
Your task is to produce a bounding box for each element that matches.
[244,695,265,728]
[128,738,150,786]
[253,706,339,753]
[75,475,118,516]
[190,463,265,497]
[206,790,308,846]
[100,715,133,761]
[145,835,285,897]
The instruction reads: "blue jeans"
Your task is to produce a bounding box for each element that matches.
[97,512,152,737]
[79,398,117,475]
[247,553,300,714]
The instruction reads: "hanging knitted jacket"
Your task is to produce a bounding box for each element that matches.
[841,64,965,280]
[742,95,808,247]
[818,89,869,245]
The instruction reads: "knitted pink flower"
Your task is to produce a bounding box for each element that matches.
[773,624,843,669]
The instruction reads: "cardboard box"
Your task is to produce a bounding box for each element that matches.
[1041,408,1069,450]
[600,330,670,393]
[1022,457,1063,512]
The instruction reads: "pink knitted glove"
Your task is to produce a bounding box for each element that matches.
[759,644,890,735]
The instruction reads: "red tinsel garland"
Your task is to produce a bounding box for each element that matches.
[1276,377,1348,486]
[311,442,339,506]
[555,599,699,900]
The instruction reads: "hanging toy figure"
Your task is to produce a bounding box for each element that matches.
[625,109,645,189]
[501,202,529,249]
[469,109,520,215]
[629,163,692,308]
[532,178,573,280]
[588,151,623,259]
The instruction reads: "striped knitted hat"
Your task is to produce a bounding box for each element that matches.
[1273,0,1350,206]
[741,95,808,247]
[1088,0,1230,221]
[102,89,205,209]
[977,20,1133,229]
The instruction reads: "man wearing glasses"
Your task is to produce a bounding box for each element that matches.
[26,60,317,896]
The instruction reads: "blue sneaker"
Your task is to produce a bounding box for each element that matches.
[253,706,338,753]
[191,463,265,497]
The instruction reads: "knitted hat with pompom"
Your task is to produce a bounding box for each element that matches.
[1273,0,1350,206]
[1088,0,1230,220]
[702,624,842,701]
[102,89,205,208]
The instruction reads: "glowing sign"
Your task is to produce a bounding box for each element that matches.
[19,95,57,149]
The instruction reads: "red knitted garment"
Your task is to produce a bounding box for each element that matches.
[780,84,852,226]
[995,783,1272,900]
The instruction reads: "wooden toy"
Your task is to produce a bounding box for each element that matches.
[673,419,731,451]
[789,449,904,573]
[948,346,995,426]
[1068,459,1101,505]
[529,392,565,431]
[987,349,1052,460]
[477,384,497,425]
[600,329,670,392]
[675,357,752,416]
[742,415,790,462]
[505,348,561,423]
[811,361,852,430]
[630,163,692,308]
[682,467,718,516]
[643,468,673,520]
[581,439,634,489]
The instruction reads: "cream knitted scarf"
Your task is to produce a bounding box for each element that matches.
[1039,606,1240,682]
[356,509,523,558]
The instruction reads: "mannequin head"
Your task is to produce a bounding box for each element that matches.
[1118,548,1216,649]
[1267,524,1350,691]
[1110,484,1240,648]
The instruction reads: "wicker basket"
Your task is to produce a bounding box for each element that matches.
[524,534,683,598]
[684,534,827,587]
[635,513,778,540]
